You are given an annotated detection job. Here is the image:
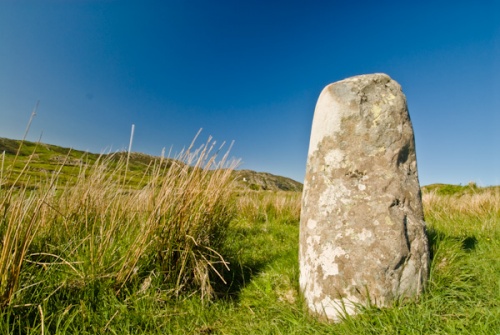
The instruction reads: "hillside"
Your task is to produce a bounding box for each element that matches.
[232,169,303,191]
[0,137,302,192]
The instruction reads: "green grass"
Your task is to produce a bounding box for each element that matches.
[165,188,500,335]
[4,188,499,334]
[1,137,499,333]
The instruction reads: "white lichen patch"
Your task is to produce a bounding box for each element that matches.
[312,295,360,322]
[319,180,352,210]
[323,263,339,277]
[318,181,351,216]
[306,235,321,245]
[300,242,327,308]
[319,244,346,278]
[307,219,317,230]
[357,228,373,242]
[324,149,344,169]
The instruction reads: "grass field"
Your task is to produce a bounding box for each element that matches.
[0,139,499,334]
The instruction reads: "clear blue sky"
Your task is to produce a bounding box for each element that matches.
[1,1,499,185]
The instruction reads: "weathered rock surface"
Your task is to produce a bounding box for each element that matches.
[299,73,429,322]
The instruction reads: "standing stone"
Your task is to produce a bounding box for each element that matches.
[299,73,429,322]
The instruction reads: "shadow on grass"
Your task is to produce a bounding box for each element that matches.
[427,226,478,263]
[213,256,270,300]
[213,222,294,300]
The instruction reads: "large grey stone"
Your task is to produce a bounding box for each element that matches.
[299,73,429,322]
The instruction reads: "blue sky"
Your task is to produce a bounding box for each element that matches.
[1,1,499,185]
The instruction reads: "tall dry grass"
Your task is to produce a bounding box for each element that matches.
[0,135,238,308]
[235,191,301,224]
[0,184,46,308]
[422,187,500,238]
[0,130,58,308]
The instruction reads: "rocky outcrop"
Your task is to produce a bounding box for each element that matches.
[232,169,303,192]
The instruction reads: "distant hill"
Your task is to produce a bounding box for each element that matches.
[5,137,500,195]
[0,137,303,192]
[232,169,303,192]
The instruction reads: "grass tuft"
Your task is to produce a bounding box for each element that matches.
[1,134,238,313]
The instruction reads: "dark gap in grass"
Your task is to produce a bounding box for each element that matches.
[426,226,442,263]
[460,236,478,252]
